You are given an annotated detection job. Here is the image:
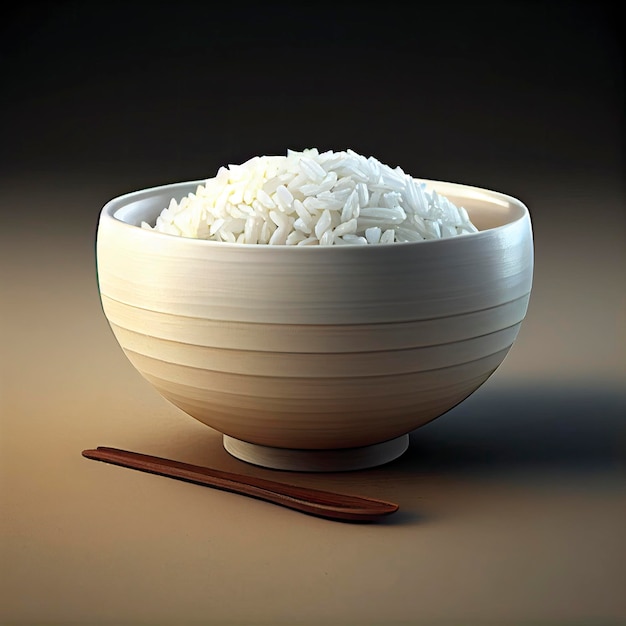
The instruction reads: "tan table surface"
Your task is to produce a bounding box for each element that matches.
[1,179,625,626]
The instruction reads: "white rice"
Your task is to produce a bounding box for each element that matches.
[142,148,479,245]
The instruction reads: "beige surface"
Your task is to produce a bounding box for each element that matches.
[1,179,625,625]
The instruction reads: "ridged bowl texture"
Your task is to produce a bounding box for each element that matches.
[97,179,533,455]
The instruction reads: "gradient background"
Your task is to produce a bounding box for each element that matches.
[1,2,624,625]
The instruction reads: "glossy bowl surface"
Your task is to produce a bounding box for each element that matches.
[96,178,533,470]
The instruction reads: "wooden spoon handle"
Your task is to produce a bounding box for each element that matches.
[82,447,399,522]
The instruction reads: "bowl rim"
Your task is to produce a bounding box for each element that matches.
[99,177,531,251]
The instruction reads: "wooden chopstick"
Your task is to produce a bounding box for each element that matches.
[82,446,399,522]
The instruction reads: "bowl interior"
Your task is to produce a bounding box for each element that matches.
[108,178,528,236]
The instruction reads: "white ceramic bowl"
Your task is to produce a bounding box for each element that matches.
[96,179,533,470]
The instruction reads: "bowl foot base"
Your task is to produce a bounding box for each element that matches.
[222,434,409,472]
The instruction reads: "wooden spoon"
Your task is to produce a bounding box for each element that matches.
[82,446,399,522]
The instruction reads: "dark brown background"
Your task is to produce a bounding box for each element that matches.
[1,2,624,625]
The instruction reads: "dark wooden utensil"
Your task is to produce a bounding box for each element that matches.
[82,446,399,522]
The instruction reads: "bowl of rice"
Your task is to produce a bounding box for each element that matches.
[96,148,534,471]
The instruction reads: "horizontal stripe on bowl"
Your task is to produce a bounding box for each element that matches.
[125,348,507,398]
[140,369,494,449]
[101,293,530,352]
[111,323,520,376]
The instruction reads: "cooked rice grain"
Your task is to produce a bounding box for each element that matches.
[142,149,479,245]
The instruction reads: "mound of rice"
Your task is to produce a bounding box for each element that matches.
[142,149,478,245]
